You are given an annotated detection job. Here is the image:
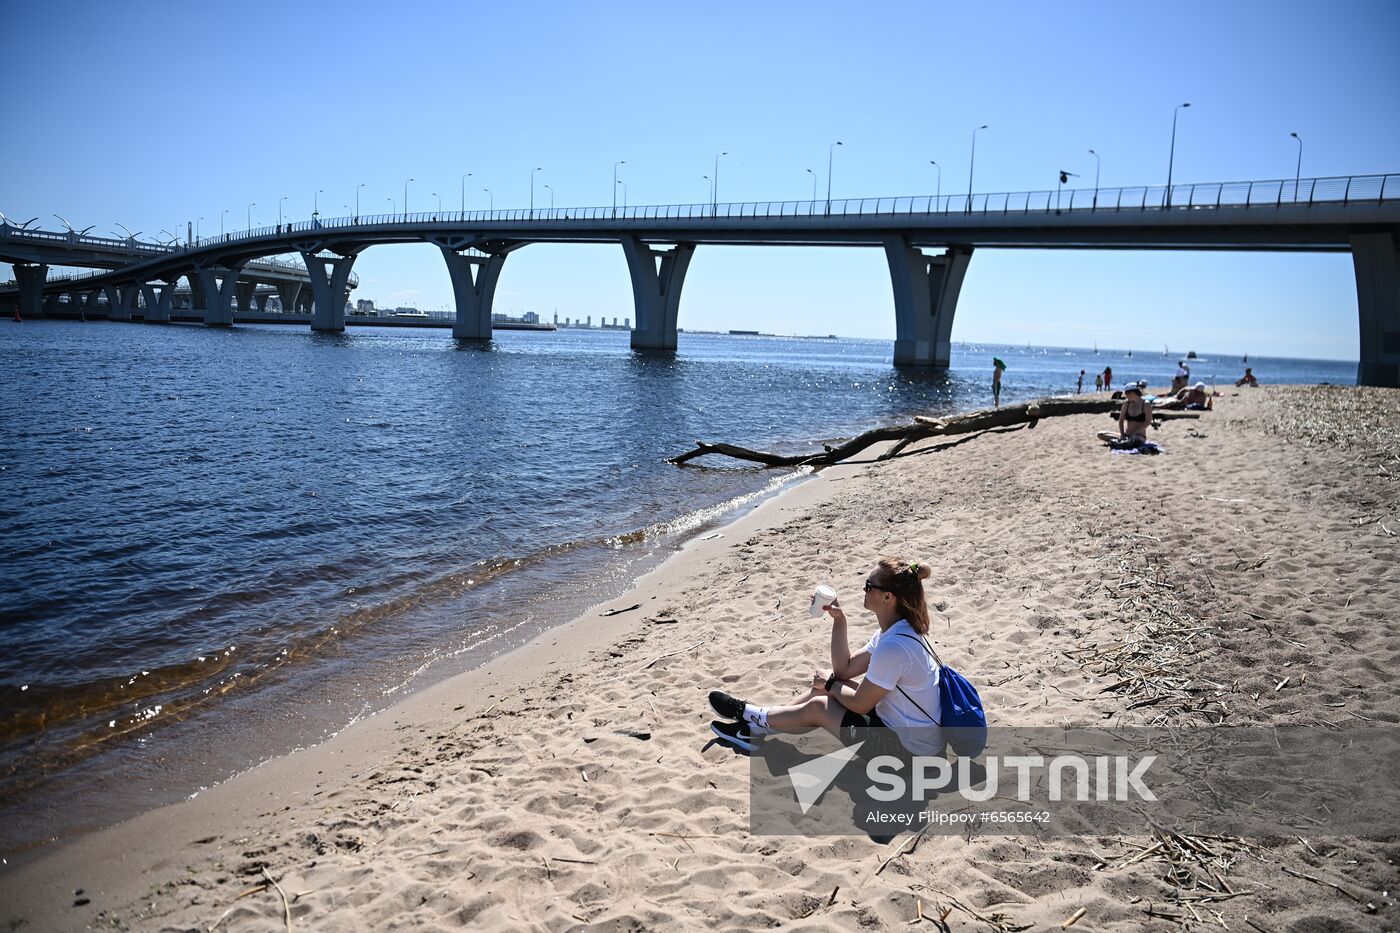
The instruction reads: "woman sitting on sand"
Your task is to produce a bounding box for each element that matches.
[1097,383,1153,448]
[708,558,943,757]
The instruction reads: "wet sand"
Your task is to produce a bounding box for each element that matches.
[2,385,1397,932]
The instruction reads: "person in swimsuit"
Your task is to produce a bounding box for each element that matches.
[1097,383,1152,447]
[1236,367,1258,387]
[992,357,1006,408]
[707,558,943,758]
[1102,366,1113,392]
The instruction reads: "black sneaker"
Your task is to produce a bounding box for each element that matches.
[708,690,746,721]
[710,719,758,752]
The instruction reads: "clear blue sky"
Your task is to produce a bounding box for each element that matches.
[5,0,1397,359]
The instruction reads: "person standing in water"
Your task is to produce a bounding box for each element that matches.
[1102,366,1113,393]
[992,357,1006,408]
[1076,369,1085,394]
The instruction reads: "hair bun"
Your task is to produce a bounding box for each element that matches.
[914,562,932,581]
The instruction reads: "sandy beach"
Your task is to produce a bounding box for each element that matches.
[3,385,1397,932]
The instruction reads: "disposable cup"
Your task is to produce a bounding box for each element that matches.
[809,585,837,618]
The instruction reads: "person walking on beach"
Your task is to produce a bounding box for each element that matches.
[1076,369,1085,394]
[1102,366,1113,393]
[707,558,944,757]
[992,357,1006,408]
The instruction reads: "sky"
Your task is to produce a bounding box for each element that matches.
[4,0,1397,360]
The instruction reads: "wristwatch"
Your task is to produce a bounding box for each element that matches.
[825,672,840,693]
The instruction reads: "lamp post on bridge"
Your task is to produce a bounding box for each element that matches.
[1290,132,1303,201]
[544,184,554,210]
[713,151,729,217]
[278,196,287,228]
[929,160,941,209]
[1088,149,1101,208]
[200,216,207,240]
[702,175,710,211]
[220,209,228,236]
[1165,101,1190,208]
[612,160,626,217]
[825,141,841,215]
[483,188,493,211]
[1056,169,1080,213]
[313,189,323,221]
[530,167,542,215]
[432,192,442,215]
[460,173,471,213]
[356,183,365,221]
[806,168,816,203]
[966,125,987,213]
[246,202,255,232]
[386,197,395,215]
[616,180,627,210]
[403,178,414,216]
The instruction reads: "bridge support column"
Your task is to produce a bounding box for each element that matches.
[440,248,507,340]
[235,280,256,316]
[193,264,248,326]
[884,238,973,367]
[275,282,302,314]
[14,263,48,319]
[1352,232,1400,388]
[140,282,177,323]
[622,236,694,352]
[80,290,102,318]
[298,252,359,332]
[106,285,140,322]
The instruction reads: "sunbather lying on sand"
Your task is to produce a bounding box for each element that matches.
[1097,383,1153,448]
[1155,382,1211,411]
[708,558,944,757]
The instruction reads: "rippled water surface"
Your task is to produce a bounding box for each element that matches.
[0,320,1354,854]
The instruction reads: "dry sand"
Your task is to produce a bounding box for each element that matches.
[3,385,1397,932]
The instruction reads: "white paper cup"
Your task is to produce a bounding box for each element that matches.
[809,585,837,618]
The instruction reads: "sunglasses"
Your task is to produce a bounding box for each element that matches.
[863,580,887,593]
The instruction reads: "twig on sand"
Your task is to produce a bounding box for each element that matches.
[261,867,293,932]
[600,604,641,617]
[826,885,840,907]
[643,638,708,670]
[1061,906,1088,928]
[1279,865,1362,901]
[868,824,934,881]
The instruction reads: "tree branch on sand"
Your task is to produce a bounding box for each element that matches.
[668,397,1125,468]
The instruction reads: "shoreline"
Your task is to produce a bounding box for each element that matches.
[4,384,1397,932]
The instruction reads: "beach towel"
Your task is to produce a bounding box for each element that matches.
[1111,441,1162,455]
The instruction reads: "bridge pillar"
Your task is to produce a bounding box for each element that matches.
[622,236,695,352]
[80,290,103,318]
[298,252,359,331]
[140,282,178,323]
[1352,232,1400,388]
[235,280,256,316]
[14,263,48,319]
[275,282,302,314]
[440,247,507,340]
[192,263,248,326]
[106,285,140,322]
[884,237,973,367]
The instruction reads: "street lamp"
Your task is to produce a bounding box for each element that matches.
[387,197,395,214]
[483,188,493,211]
[702,175,710,210]
[613,160,626,215]
[825,141,842,214]
[460,173,471,213]
[929,160,941,208]
[247,202,255,231]
[1088,149,1101,208]
[219,209,228,235]
[403,178,414,216]
[806,168,816,203]
[526,166,543,212]
[355,183,365,220]
[1290,132,1303,200]
[313,189,324,218]
[200,216,207,239]
[1166,102,1191,208]
[432,192,442,214]
[966,125,987,212]
[616,180,627,209]
[544,184,554,210]
[713,151,727,216]
[278,196,287,227]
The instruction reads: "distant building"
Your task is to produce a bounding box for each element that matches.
[355,298,377,315]
[522,311,539,324]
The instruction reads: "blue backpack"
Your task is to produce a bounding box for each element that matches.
[897,633,988,757]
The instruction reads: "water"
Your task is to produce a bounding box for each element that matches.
[0,320,1355,856]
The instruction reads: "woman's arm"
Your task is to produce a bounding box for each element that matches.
[1118,401,1127,435]
[829,678,889,716]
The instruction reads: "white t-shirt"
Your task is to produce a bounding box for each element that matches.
[863,620,943,755]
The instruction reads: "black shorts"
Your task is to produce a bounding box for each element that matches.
[839,708,908,759]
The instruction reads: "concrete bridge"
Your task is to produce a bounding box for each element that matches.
[4,172,1398,385]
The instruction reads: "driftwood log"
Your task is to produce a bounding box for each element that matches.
[669,397,1138,468]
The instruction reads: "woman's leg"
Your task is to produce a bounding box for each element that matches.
[762,695,847,737]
